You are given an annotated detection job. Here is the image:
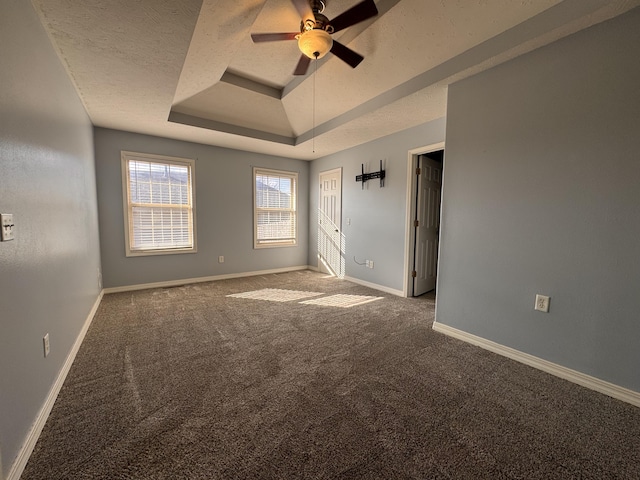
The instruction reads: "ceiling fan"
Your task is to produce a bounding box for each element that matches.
[251,0,378,75]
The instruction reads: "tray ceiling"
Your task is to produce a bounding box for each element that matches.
[32,0,640,159]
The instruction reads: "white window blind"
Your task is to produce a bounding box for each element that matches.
[254,168,297,248]
[122,152,196,256]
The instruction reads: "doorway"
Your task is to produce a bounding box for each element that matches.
[404,143,444,297]
[318,168,344,277]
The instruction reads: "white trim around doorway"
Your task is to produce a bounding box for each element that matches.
[403,142,445,297]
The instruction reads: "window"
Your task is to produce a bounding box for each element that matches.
[254,167,297,248]
[122,151,196,256]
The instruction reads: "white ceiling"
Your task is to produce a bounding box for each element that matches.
[32,0,640,160]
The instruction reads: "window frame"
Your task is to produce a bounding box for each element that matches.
[253,167,298,249]
[121,151,197,257]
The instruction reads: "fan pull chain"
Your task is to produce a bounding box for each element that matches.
[313,54,318,153]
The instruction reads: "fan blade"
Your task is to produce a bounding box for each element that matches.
[251,32,298,43]
[294,55,312,75]
[291,0,314,22]
[330,41,364,68]
[330,0,378,33]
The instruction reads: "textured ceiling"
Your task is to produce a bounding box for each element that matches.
[32,0,640,160]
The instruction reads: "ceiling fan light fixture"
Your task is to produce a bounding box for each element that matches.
[298,29,333,59]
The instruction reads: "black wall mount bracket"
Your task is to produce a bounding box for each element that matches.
[356,160,385,189]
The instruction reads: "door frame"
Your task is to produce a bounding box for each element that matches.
[403,142,445,297]
[317,167,343,275]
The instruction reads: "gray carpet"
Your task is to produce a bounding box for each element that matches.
[23,270,640,479]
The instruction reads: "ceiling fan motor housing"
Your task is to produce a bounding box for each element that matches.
[300,12,332,33]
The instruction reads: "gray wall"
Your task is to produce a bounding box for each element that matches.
[0,0,102,475]
[94,128,310,288]
[309,119,446,293]
[437,8,640,392]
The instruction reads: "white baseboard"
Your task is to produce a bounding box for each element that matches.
[344,276,405,297]
[103,265,312,294]
[7,291,104,480]
[432,322,640,408]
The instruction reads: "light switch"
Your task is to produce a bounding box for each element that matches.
[1,213,14,241]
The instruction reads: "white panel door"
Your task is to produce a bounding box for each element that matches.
[414,156,442,295]
[318,168,343,277]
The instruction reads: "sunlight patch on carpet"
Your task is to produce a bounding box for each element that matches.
[227,288,323,302]
[300,294,383,308]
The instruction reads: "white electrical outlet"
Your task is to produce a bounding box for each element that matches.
[535,294,550,313]
[43,333,50,357]
[369,260,374,269]
[1,213,15,241]
[97,268,102,290]
[218,255,224,263]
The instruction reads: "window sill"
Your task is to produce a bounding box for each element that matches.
[125,247,197,257]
